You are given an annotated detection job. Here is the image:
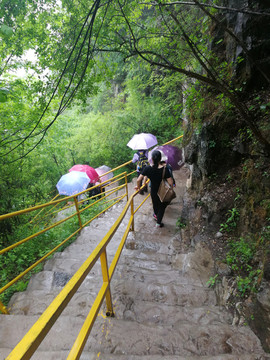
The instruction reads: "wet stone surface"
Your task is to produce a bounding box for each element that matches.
[2,167,270,359]
[53,272,72,287]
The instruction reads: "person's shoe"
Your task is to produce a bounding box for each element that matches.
[153,214,157,221]
[156,223,164,228]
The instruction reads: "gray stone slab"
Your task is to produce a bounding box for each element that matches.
[0,315,265,357]
[2,349,268,360]
[112,296,233,325]
[112,279,217,307]
[8,290,97,317]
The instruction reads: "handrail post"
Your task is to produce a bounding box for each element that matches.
[100,250,114,317]
[125,173,128,201]
[73,196,83,229]
[130,197,135,232]
[0,300,9,314]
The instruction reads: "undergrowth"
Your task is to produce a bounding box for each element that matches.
[226,236,262,297]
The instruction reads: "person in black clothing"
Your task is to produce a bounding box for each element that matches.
[159,150,176,187]
[87,182,102,199]
[135,150,174,228]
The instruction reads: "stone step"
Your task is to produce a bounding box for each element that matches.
[120,255,211,282]
[19,265,214,307]
[133,218,179,235]
[134,210,180,229]
[76,223,127,241]
[0,315,265,357]
[43,252,116,274]
[26,268,104,293]
[48,247,205,291]
[112,279,217,306]
[1,349,269,360]
[114,264,209,288]
[113,298,232,326]
[8,290,97,317]
[18,241,216,308]
[8,288,228,326]
[125,230,182,251]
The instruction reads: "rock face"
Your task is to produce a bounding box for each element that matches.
[182,2,270,351]
[184,118,244,190]
[243,285,270,353]
[211,0,270,88]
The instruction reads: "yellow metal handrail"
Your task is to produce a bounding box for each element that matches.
[5,186,143,360]
[1,135,183,357]
[0,171,129,314]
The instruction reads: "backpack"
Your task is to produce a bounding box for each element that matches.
[137,150,149,172]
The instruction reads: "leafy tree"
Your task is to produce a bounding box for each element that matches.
[2,0,269,159]
[0,0,269,225]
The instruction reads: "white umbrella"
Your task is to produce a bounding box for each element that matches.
[127,133,158,150]
[56,171,90,196]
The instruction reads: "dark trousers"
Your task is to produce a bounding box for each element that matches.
[151,191,167,224]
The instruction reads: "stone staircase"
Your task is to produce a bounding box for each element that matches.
[0,168,269,360]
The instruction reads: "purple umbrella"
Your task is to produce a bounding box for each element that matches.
[148,145,183,170]
[127,133,157,150]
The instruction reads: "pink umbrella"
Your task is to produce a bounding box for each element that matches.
[95,165,114,184]
[69,164,99,183]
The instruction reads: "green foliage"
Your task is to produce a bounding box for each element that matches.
[0,24,13,38]
[226,237,255,270]
[0,63,182,232]
[208,173,217,181]
[234,188,241,202]
[206,274,219,288]
[226,174,232,183]
[220,208,239,233]
[236,269,262,296]
[226,237,261,297]
[261,218,270,255]
[0,87,9,102]
[0,63,181,306]
[209,140,216,148]
[176,217,186,229]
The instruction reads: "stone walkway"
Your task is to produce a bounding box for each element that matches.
[0,168,269,359]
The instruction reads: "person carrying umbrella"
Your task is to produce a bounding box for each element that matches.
[127,133,158,195]
[135,150,174,228]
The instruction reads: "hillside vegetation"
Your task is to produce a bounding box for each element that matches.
[0,0,269,350]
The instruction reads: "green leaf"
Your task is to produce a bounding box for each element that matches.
[0,24,13,38]
[0,89,8,102]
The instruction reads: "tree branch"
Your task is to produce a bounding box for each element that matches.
[145,1,270,17]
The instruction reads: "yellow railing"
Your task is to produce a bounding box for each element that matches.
[1,135,183,359]
[0,171,132,315]
[5,186,150,360]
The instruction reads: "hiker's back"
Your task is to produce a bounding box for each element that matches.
[136,150,149,173]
